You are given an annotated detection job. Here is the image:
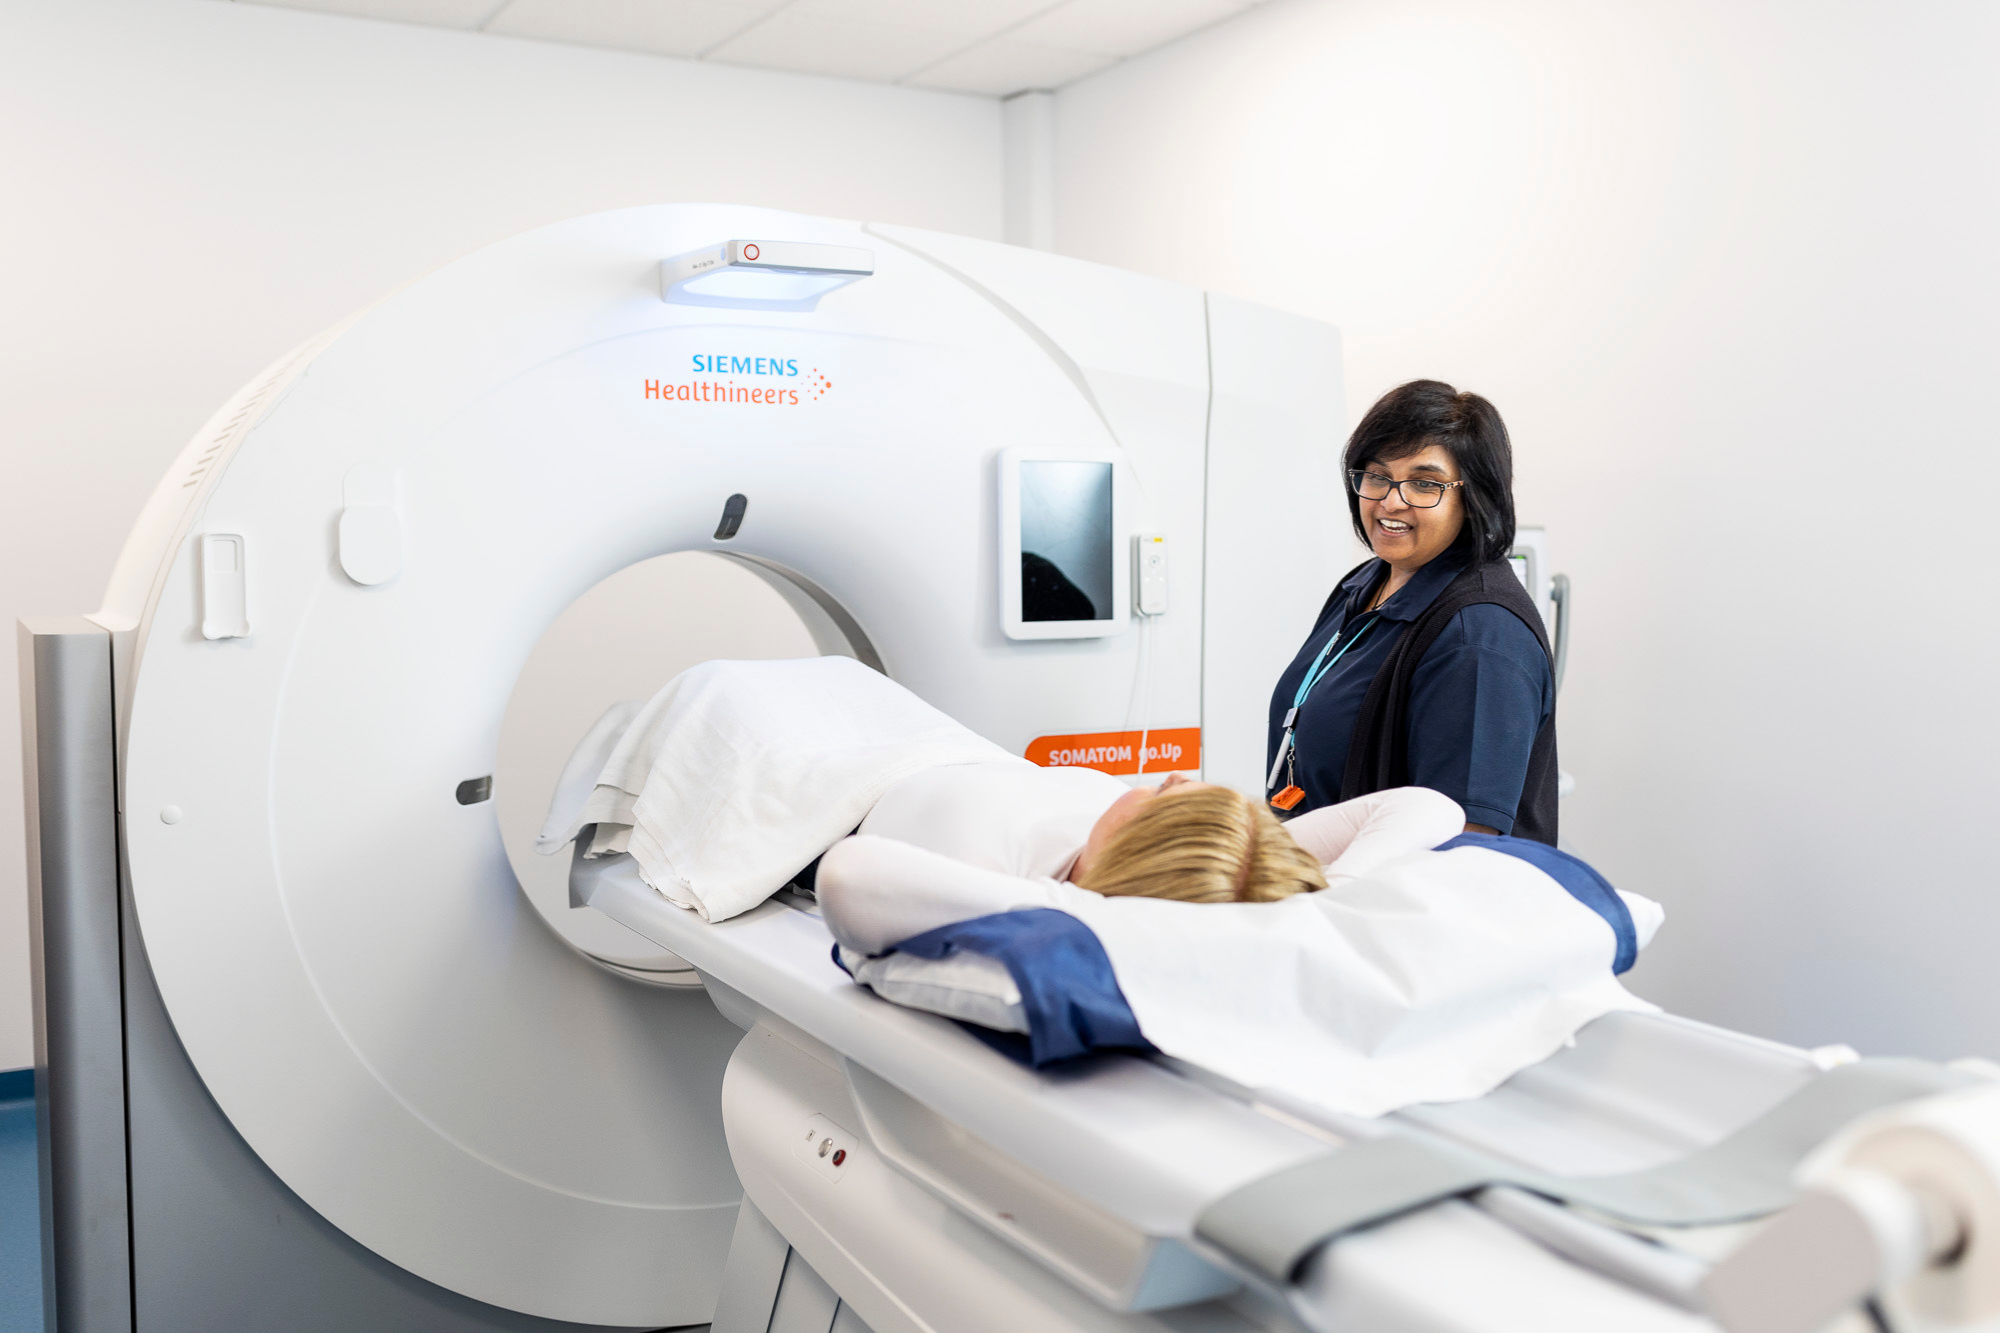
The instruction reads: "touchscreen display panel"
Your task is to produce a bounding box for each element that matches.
[1020,460,1113,621]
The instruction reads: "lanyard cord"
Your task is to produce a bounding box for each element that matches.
[1267,612,1381,791]
[1295,612,1380,710]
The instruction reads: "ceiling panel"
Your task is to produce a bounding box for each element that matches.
[486,0,787,60]
[907,39,1115,97]
[230,0,1270,96]
[780,0,1058,41]
[706,10,970,81]
[1010,0,1256,58]
[239,0,506,28]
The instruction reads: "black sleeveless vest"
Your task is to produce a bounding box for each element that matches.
[1334,557,1560,845]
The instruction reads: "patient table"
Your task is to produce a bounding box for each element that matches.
[576,851,1989,1333]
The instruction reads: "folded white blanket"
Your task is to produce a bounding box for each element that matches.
[547,656,1017,921]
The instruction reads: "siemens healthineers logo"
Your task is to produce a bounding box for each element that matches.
[644,353,834,406]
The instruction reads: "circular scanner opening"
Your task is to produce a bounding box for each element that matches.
[496,551,827,983]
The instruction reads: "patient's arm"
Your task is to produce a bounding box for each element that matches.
[1284,788,1466,879]
[817,835,1092,957]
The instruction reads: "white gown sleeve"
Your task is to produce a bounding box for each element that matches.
[1282,787,1467,880]
[816,834,1095,956]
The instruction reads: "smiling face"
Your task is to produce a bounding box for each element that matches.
[1070,773,1209,883]
[1359,443,1466,575]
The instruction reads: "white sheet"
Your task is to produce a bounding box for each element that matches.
[534,698,646,855]
[1069,845,1656,1116]
[1284,787,1468,881]
[859,759,1124,881]
[1281,787,1665,951]
[820,802,1662,1118]
[547,656,1016,922]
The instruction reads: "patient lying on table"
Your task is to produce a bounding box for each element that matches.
[546,656,1657,1116]
[820,765,1653,1118]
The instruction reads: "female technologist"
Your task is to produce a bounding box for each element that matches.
[1266,380,1558,842]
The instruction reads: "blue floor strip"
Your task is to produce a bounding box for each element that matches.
[0,1068,44,1333]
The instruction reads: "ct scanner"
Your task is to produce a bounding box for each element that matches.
[23,204,2000,1333]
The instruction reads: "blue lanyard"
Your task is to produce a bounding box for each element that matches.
[1293,612,1380,713]
[1268,612,1381,790]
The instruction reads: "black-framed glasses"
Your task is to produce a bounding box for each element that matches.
[1348,470,1464,508]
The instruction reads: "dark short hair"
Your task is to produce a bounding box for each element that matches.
[1342,380,1516,565]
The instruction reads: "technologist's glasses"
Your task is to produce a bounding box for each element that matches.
[1348,470,1464,509]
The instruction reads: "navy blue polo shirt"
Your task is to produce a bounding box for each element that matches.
[1266,557,1553,833]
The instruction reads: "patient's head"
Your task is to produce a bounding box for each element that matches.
[1073,775,1327,903]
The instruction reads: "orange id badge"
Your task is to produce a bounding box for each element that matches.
[1270,785,1305,811]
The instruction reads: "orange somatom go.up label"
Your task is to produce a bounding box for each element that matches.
[1025,728,1202,777]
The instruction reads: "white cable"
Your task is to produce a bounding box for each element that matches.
[1134,613,1158,777]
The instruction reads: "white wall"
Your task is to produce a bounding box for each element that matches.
[1055,0,2000,1058]
[0,0,1001,1070]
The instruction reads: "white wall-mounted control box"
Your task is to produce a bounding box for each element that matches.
[1134,533,1168,616]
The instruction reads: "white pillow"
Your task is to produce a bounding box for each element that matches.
[533,700,647,855]
[840,946,1027,1034]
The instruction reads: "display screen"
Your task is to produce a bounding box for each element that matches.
[1020,460,1113,622]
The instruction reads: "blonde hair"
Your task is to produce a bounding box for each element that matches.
[1077,786,1327,903]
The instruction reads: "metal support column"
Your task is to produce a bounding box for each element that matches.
[20,616,132,1332]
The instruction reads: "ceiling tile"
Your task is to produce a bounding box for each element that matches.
[708,10,973,82]
[237,0,507,28]
[1010,0,1254,58]
[235,0,1269,95]
[782,0,1061,41]
[485,0,786,60]
[906,38,1114,97]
